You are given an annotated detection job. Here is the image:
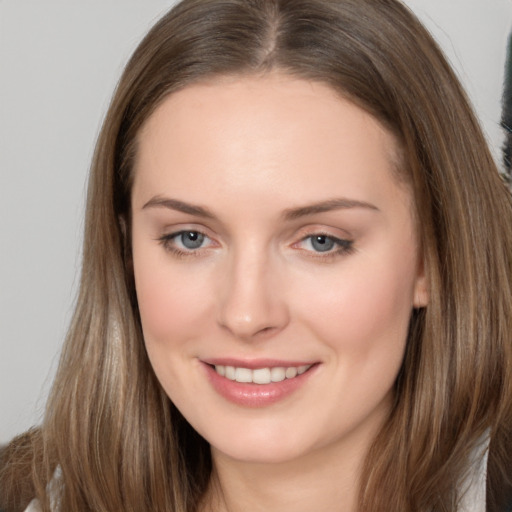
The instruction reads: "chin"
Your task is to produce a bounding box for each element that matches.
[213,441,309,465]
[204,422,321,465]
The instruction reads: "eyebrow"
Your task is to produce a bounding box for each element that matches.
[142,196,379,219]
[142,196,215,218]
[282,198,379,220]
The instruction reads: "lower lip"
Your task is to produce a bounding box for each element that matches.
[202,363,318,407]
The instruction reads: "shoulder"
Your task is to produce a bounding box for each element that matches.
[23,500,42,512]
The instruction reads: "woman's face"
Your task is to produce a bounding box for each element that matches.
[131,74,428,465]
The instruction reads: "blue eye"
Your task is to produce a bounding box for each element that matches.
[177,231,205,250]
[298,234,353,255]
[309,235,336,252]
[159,230,211,255]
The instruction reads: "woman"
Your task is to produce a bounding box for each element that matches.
[1,0,511,510]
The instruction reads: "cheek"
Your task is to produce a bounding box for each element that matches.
[299,247,416,358]
[133,251,214,400]
[132,243,212,348]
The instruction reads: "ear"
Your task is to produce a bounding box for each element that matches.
[413,255,429,308]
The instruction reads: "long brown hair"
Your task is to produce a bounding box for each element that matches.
[2,1,512,510]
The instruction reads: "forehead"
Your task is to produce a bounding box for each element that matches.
[132,73,408,215]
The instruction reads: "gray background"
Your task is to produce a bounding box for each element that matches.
[1,0,511,444]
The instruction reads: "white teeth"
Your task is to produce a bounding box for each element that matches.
[285,367,297,379]
[270,367,286,382]
[225,366,236,380]
[235,367,252,383]
[253,368,271,384]
[214,364,312,384]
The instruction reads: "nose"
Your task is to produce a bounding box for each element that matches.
[216,247,290,340]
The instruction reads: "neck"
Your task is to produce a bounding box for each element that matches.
[201,433,372,512]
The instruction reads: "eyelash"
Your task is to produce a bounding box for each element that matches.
[157,230,214,258]
[157,230,355,260]
[294,233,355,260]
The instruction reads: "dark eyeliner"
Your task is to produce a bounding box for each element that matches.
[156,230,206,258]
[300,233,355,259]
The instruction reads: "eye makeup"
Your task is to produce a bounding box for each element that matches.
[156,228,355,262]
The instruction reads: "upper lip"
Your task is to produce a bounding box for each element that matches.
[201,358,317,369]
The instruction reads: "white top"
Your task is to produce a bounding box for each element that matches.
[458,435,489,512]
[24,500,41,512]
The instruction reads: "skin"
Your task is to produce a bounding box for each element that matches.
[131,73,429,512]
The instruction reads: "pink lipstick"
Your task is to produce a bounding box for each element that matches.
[201,359,318,407]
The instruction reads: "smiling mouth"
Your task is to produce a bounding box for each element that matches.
[212,364,312,384]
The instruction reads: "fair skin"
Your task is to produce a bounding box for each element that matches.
[131,73,428,512]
